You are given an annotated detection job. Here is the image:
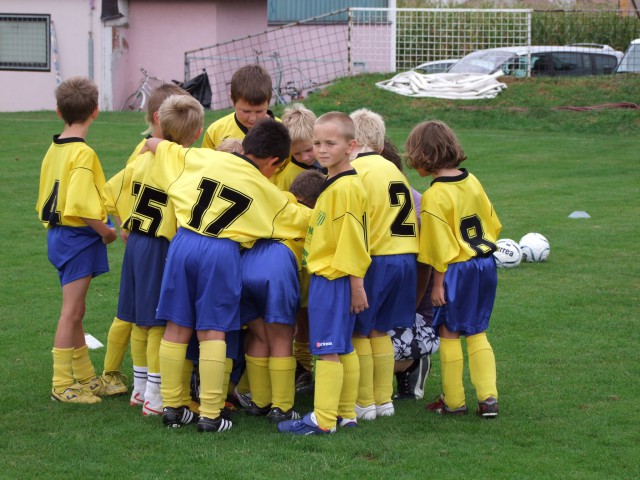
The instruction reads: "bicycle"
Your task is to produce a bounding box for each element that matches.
[120,66,164,111]
[253,50,318,105]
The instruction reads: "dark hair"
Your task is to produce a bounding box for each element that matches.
[405,120,467,172]
[230,64,273,105]
[242,118,291,164]
[380,136,404,173]
[289,170,326,208]
[55,76,98,125]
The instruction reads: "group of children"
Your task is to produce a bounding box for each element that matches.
[37,64,501,435]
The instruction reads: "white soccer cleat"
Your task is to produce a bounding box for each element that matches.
[355,403,377,420]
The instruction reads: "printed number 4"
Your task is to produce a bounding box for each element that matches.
[187,178,252,236]
[41,180,61,226]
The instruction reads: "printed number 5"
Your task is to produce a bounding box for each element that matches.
[187,178,252,236]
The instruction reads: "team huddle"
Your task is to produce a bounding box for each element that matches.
[36,64,501,435]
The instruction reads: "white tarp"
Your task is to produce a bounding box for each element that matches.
[375,70,508,100]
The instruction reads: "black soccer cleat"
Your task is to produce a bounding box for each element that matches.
[162,406,199,428]
[244,400,272,417]
[266,407,301,424]
[197,415,233,433]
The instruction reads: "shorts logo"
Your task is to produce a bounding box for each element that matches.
[315,341,333,348]
[316,211,326,226]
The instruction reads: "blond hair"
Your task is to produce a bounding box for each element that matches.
[217,138,243,154]
[158,95,204,146]
[315,111,355,141]
[230,64,272,105]
[350,108,385,152]
[145,83,190,130]
[281,103,316,144]
[405,120,467,172]
[55,76,98,125]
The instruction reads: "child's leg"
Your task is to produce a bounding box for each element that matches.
[103,317,132,374]
[439,332,466,409]
[337,350,360,423]
[245,318,272,411]
[293,308,313,374]
[143,326,165,416]
[130,325,148,406]
[313,355,343,430]
[466,332,498,402]
[266,322,296,414]
[159,323,190,409]
[198,334,227,421]
[370,332,395,415]
[352,336,375,414]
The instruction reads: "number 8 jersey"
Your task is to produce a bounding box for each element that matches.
[418,169,501,273]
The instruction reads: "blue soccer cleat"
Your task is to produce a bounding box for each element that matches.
[277,412,335,435]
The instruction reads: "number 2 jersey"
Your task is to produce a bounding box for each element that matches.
[36,136,108,228]
[418,168,501,273]
[152,141,311,246]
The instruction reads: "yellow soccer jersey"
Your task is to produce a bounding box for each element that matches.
[152,142,311,246]
[103,138,147,219]
[36,136,108,228]
[302,171,371,280]
[351,153,419,256]
[270,157,322,191]
[119,151,178,241]
[418,169,502,273]
[202,111,278,150]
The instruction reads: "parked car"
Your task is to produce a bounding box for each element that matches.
[412,59,459,74]
[448,44,623,77]
[615,38,640,73]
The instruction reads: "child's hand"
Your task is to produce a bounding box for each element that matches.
[431,284,446,307]
[144,137,163,154]
[103,227,117,245]
[119,228,129,245]
[350,276,369,315]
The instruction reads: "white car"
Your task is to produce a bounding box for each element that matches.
[615,38,640,73]
[448,44,623,77]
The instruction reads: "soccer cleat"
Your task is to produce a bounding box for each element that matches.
[278,412,335,435]
[376,402,395,417]
[51,385,101,404]
[99,371,129,397]
[355,403,377,420]
[294,364,314,395]
[130,390,145,407]
[425,395,468,416]
[197,415,233,433]
[162,406,199,428]
[394,356,431,400]
[142,399,163,416]
[232,386,253,409]
[337,416,358,428]
[477,396,499,419]
[266,407,300,424]
[244,400,272,417]
[78,377,107,397]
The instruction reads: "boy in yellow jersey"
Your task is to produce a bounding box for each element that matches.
[101,83,189,406]
[348,109,420,420]
[36,77,117,404]
[201,64,275,150]
[278,112,371,435]
[145,116,311,433]
[405,120,501,418]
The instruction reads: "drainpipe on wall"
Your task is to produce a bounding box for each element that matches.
[89,0,95,80]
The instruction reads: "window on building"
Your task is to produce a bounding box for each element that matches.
[0,14,51,71]
[268,0,388,24]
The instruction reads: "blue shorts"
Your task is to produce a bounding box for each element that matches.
[47,226,109,286]
[432,256,498,336]
[117,232,169,327]
[155,228,241,332]
[240,239,299,326]
[355,254,417,336]
[308,275,355,356]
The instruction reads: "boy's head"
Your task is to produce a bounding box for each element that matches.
[380,136,404,173]
[313,112,356,171]
[242,118,291,178]
[350,108,385,153]
[405,120,467,175]
[146,83,190,131]
[289,170,326,208]
[55,76,99,126]
[230,64,273,129]
[217,138,243,154]
[158,95,204,147]
[282,103,316,165]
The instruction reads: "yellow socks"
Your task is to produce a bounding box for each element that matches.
[236,369,250,395]
[337,351,360,420]
[314,359,343,430]
[269,356,296,412]
[352,337,374,408]
[370,335,394,406]
[103,317,132,373]
[146,326,165,375]
[130,325,149,368]
[439,337,466,409]
[199,340,226,420]
[72,345,97,384]
[159,339,187,408]
[245,354,271,408]
[293,341,313,373]
[181,359,195,406]
[52,347,74,392]
[218,358,233,412]
[467,332,498,402]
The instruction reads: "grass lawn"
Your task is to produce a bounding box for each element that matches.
[0,74,638,479]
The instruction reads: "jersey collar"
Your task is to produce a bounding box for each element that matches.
[431,168,468,185]
[233,110,276,135]
[320,169,357,194]
[355,151,378,159]
[53,135,85,144]
[233,152,259,170]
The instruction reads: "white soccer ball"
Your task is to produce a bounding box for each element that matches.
[493,238,522,269]
[519,233,550,262]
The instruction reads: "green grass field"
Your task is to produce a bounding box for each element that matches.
[1,75,639,479]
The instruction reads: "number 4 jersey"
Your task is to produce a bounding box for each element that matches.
[418,169,501,273]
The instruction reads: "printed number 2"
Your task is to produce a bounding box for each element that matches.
[41,180,61,226]
[459,214,496,255]
[388,182,416,237]
[187,178,252,236]
[126,182,168,237]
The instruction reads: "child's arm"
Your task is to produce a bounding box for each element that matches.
[431,269,446,307]
[144,137,165,154]
[111,215,129,244]
[350,275,369,314]
[82,217,117,244]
